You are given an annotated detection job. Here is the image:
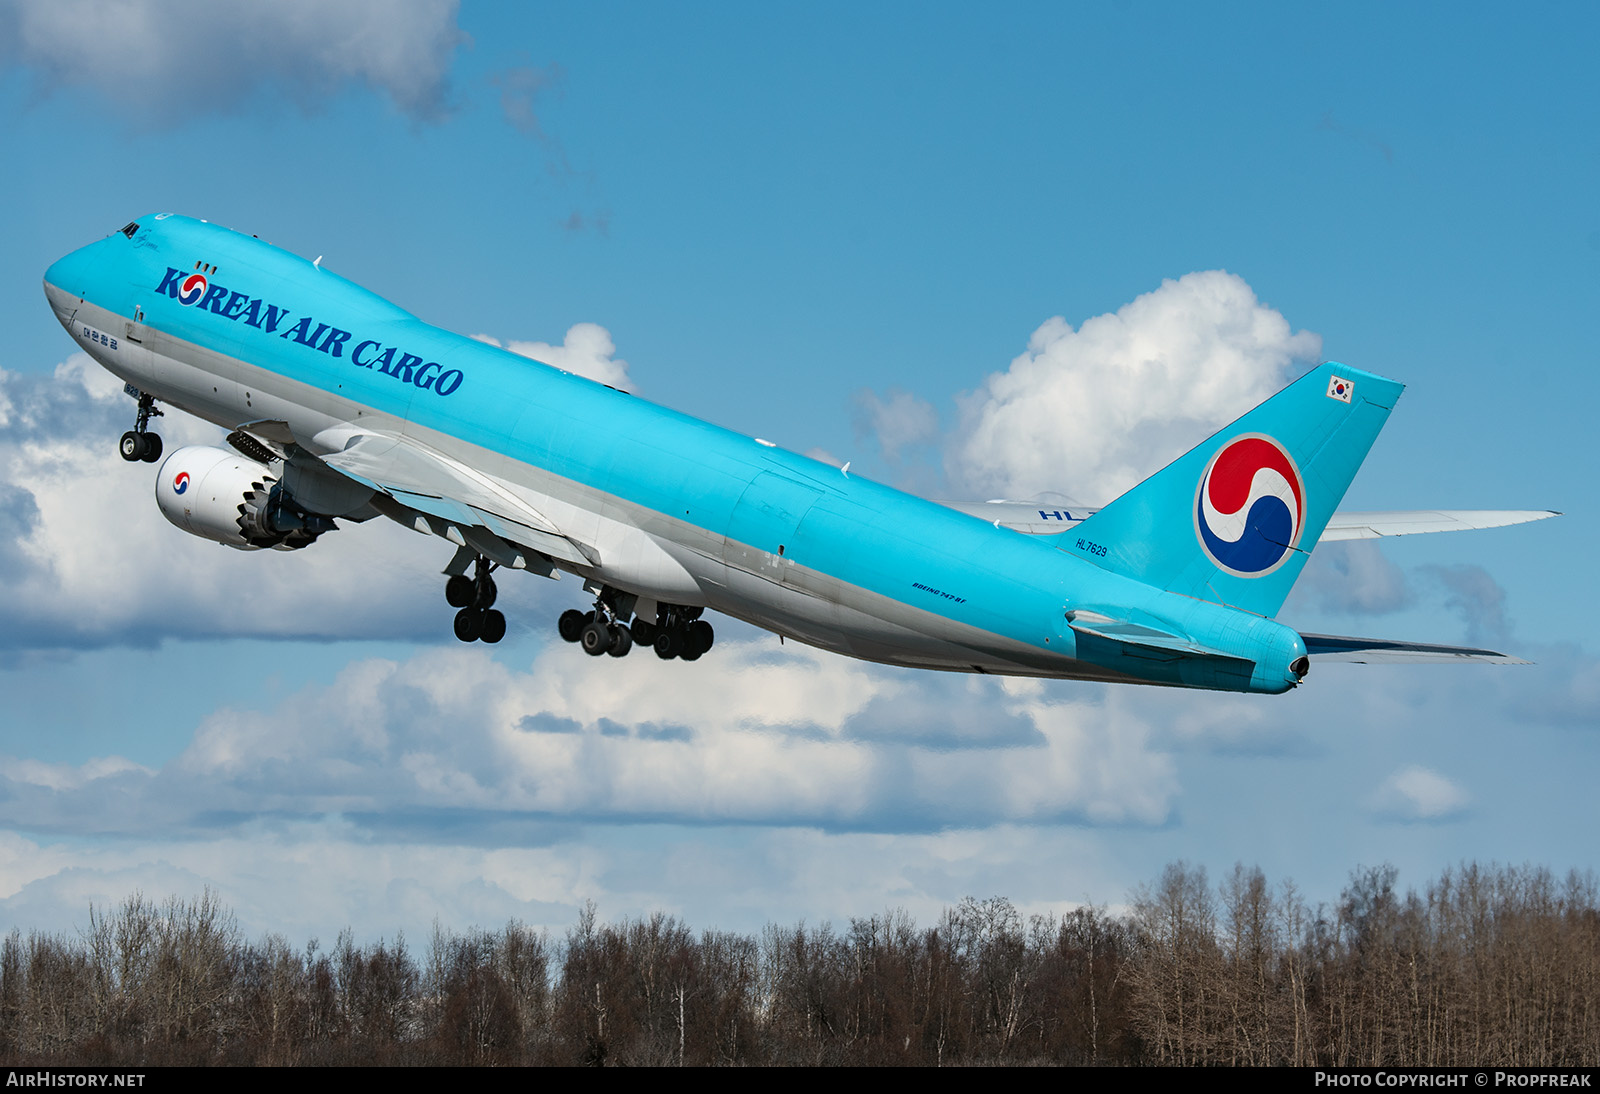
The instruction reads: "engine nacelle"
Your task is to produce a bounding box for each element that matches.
[154,446,333,550]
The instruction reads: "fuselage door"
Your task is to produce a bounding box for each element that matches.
[724,471,823,584]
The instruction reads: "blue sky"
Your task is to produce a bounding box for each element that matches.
[0,1,1594,943]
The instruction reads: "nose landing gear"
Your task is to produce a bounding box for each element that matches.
[119,387,164,463]
[448,556,506,643]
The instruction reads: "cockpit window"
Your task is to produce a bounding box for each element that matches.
[120,222,139,238]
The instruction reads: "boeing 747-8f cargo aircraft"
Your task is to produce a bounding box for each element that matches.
[42,216,1556,694]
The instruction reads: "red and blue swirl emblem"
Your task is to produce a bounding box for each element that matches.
[177,272,208,306]
[1194,434,1304,577]
[172,471,190,495]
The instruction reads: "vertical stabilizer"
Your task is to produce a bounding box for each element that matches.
[1066,362,1403,617]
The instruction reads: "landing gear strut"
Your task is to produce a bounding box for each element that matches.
[448,556,505,643]
[119,387,164,464]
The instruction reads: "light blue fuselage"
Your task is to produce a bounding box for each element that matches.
[43,215,1305,693]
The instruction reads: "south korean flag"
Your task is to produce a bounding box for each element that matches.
[1326,375,1354,403]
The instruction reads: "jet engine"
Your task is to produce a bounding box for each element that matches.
[154,445,335,550]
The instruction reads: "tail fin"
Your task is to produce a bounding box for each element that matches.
[1067,362,1403,618]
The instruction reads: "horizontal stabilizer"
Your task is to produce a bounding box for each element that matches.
[1067,610,1263,690]
[1319,510,1560,541]
[1067,611,1253,666]
[1300,632,1528,665]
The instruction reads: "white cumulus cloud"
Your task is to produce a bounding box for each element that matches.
[473,323,633,392]
[944,270,1322,503]
[0,638,1180,836]
[0,0,466,124]
[854,388,939,463]
[1371,765,1471,822]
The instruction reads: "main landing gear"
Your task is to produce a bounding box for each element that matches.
[119,387,164,463]
[557,589,715,661]
[638,604,715,662]
[447,556,506,643]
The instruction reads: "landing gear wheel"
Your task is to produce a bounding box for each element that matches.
[446,575,475,608]
[687,620,714,657]
[630,619,659,647]
[454,608,484,642]
[580,619,613,656]
[654,630,682,660]
[607,624,632,657]
[558,609,586,643]
[480,609,507,644]
[121,390,166,463]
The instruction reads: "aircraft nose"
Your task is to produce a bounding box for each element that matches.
[42,241,99,327]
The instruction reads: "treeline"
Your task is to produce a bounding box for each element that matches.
[2,861,1597,1065]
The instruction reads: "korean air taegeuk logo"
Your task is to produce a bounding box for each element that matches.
[1194,434,1305,578]
[176,272,208,306]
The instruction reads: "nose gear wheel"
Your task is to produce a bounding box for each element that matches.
[118,388,164,463]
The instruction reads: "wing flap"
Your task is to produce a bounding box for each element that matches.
[469,505,596,568]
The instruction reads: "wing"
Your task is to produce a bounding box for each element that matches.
[936,499,1097,534]
[940,500,1560,541]
[231,420,597,574]
[1299,632,1528,665]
